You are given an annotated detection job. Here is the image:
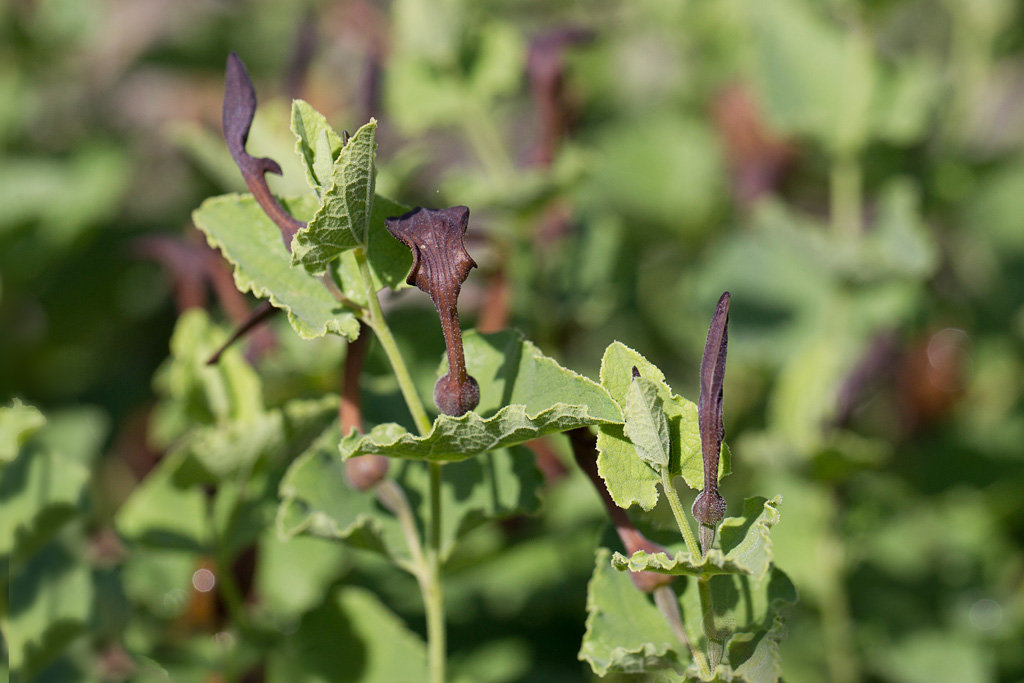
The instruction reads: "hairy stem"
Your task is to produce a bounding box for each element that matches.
[661,470,701,559]
[354,248,444,680]
[698,576,724,672]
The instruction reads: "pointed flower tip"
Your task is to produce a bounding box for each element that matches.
[631,365,640,379]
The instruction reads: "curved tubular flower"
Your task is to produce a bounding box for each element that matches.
[385,206,479,417]
[692,291,730,555]
[223,52,305,248]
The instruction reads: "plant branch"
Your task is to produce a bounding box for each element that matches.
[354,250,432,436]
[661,470,702,559]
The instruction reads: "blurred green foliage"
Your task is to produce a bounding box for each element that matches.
[2,0,1024,681]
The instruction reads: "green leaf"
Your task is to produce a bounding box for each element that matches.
[402,446,543,559]
[266,587,427,683]
[192,193,360,340]
[115,451,210,552]
[579,547,686,677]
[611,497,782,579]
[343,330,621,463]
[7,539,93,677]
[582,543,797,681]
[256,531,349,620]
[342,403,617,464]
[624,375,671,471]
[7,540,92,679]
[597,342,729,510]
[173,395,338,485]
[277,425,409,564]
[292,120,377,269]
[291,100,344,198]
[0,416,95,564]
[0,399,46,466]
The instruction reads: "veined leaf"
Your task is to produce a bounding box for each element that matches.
[292,120,377,269]
[583,541,797,681]
[341,403,617,464]
[597,342,730,510]
[193,193,360,340]
[579,547,687,677]
[277,425,410,564]
[611,497,781,579]
[291,100,344,198]
[279,428,543,562]
[624,375,671,471]
[342,330,621,463]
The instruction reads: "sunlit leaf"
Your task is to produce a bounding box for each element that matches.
[611,497,782,579]
[292,120,377,268]
[291,100,345,198]
[193,193,360,340]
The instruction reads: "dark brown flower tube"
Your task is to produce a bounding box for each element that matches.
[385,206,480,417]
[691,291,730,555]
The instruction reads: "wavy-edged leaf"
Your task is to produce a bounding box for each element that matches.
[291,99,344,198]
[193,193,360,340]
[292,119,376,269]
[0,399,46,466]
[343,330,622,463]
[279,426,544,562]
[277,425,409,563]
[579,547,687,677]
[583,542,797,681]
[611,497,781,579]
[597,342,730,510]
[342,403,618,464]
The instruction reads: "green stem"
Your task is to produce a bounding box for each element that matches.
[354,248,446,681]
[424,461,446,683]
[698,577,725,672]
[354,250,432,436]
[661,470,701,558]
[830,154,862,239]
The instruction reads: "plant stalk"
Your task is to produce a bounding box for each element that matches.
[355,248,446,680]
[354,250,432,436]
[424,461,446,683]
[698,576,724,672]
[661,470,702,559]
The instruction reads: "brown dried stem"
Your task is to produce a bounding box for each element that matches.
[568,428,673,593]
